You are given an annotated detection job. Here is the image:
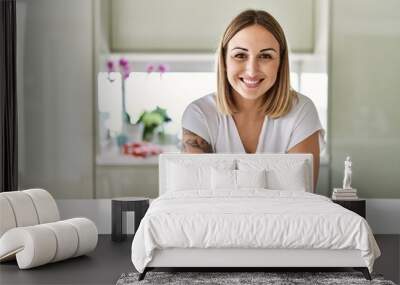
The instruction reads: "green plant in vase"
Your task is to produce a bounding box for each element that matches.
[137,106,171,142]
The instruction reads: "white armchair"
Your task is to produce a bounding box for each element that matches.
[0,189,98,269]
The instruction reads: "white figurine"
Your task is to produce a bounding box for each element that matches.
[342,156,352,189]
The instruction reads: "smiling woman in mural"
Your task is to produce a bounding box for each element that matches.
[181,9,325,188]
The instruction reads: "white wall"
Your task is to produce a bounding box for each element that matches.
[17,0,94,198]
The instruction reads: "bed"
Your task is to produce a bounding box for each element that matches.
[131,153,380,280]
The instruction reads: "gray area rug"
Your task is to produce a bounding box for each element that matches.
[116,271,396,285]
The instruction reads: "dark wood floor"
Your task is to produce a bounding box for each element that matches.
[0,235,399,285]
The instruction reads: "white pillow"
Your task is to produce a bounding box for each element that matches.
[211,169,267,190]
[211,168,236,190]
[166,160,235,192]
[167,162,210,191]
[266,162,307,191]
[238,159,309,192]
[236,169,267,188]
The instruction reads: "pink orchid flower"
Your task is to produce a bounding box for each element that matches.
[157,64,169,74]
[119,58,129,67]
[146,64,155,73]
[106,60,115,73]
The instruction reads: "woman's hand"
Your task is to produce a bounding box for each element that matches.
[288,131,320,192]
[182,128,213,153]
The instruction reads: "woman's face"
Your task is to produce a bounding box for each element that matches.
[225,24,280,103]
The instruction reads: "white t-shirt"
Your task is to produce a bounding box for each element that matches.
[182,93,325,153]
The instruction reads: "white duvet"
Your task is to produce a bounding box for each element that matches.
[131,189,380,273]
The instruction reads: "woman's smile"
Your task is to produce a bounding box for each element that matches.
[240,77,265,89]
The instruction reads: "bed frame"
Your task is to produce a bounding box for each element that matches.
[138,154,372,281]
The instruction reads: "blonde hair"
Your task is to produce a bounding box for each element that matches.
[216,9,296,118]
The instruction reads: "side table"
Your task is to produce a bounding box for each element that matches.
[112,197,149,242]
[332,199,366,218]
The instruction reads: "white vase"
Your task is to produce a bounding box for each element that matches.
[123,122,144,142]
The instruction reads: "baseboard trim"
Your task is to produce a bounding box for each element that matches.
[56,198,400,234]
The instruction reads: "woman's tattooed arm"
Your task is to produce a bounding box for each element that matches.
[181,128,213,153]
